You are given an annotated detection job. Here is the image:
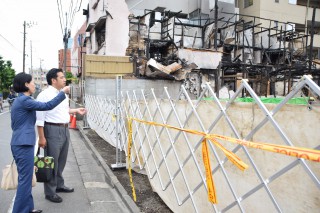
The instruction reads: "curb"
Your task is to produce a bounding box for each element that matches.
[77,122,141,213]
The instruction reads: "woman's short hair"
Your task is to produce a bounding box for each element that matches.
[13,72,32,93]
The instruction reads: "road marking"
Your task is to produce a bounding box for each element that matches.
[7,194,15,213]
[0,111,9,115]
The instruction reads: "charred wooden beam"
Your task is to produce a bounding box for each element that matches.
[236,23,262,33]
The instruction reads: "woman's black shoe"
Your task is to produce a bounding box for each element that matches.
[45,194,63,203]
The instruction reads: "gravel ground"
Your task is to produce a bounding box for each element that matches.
[85,129,172,213]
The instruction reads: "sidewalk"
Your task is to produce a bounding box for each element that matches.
[28,127,137,213]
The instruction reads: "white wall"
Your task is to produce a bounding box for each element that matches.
[126,0,198,16]
[85,77,182,99]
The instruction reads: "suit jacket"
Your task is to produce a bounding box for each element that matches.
[10,92,66,146]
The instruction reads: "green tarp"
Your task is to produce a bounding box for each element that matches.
[203,97,312,105]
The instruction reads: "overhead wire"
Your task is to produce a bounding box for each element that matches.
[76,0,83,12]
[68,0,74,28]
[0,33,22,54]
[70,0,81,30]
[56,0,64,36]
[59,0,65,28]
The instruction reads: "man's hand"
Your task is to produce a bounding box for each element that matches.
[77,108,87,115]
[38,137,47,148]
[62,86,70,94]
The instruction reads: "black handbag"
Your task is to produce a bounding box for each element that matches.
[34,148,54,182]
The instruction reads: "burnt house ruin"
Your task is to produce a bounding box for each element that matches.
[125,5,320,98]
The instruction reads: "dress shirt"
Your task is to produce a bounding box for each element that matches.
[36,86,69,126]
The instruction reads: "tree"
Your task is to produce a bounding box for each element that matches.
[65,71,73,85]
[0,56,15,91]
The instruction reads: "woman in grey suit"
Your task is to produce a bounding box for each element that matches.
[10,72,70,213]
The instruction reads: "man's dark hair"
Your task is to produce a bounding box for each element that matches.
[13,72,32,93]
[47,68,63,85]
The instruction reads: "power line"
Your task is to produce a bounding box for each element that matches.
[70,0,79,29]
[68,0,74,28]
[70,0,82,30]
[0,33,22,54]
[56,0,64,36]
[76,0,83,12]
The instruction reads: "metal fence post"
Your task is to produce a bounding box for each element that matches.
[82,80,90,129]
[111,75,126,169]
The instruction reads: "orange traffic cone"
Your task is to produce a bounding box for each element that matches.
[69,113,77,129]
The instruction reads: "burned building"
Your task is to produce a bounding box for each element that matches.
[83,0,320,98]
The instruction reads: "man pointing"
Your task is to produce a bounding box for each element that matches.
[36,68,86,203]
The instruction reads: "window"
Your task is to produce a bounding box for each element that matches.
[244,0,253,8]
[288,0,297,4]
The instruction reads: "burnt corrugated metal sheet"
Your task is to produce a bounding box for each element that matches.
[85,55,133,78]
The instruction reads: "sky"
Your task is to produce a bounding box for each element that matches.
[0,0,88,73]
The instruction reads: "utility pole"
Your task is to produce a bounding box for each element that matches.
[40,59,44,89]
[63,12,70,75]
[30,41,33,75]
[22,21,36,73]
[23,21,26,73]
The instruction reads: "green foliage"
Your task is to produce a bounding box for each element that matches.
[2,88,9,99]
[65,71,73,85]
[0,56,15,92]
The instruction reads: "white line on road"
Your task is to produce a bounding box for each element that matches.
[7,194,15,213]
[0,111,9,116]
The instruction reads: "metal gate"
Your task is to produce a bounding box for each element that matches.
[85,75,320,213]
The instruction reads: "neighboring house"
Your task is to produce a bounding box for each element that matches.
[238,0,320,57]
[72,21,87,77]
[58,48,71,71]
[30,68,48,90]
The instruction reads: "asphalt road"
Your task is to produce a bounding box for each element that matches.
[0,104,15,212]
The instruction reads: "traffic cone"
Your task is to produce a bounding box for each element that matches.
[69,113,77,129]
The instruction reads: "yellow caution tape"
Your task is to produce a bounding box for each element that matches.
[127,118,137,202]
[202,138,217,203]
[213,135,320,163]
[112,114,116,122]
[127,118,248,204]
[127,117,320,204]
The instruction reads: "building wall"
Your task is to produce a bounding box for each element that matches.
[86,0,130,56]
[238,0,261,19]
[260,1,320,26]
[85,77,182,99]
[238,0,320,27]
[239,0,320,47]
[30,68,48,90]
[72,21,87,76]
[105,0,130,56]
[58,49,71,71]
